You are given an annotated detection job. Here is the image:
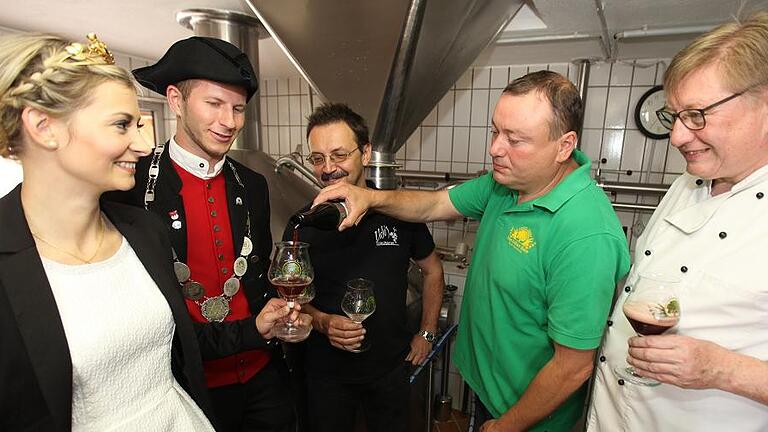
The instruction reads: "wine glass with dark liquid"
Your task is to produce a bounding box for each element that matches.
[614,273,681,386]
[268,241,314,342]
[341,278,376,353]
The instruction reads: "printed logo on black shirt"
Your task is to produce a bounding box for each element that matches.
[374,225,399,246]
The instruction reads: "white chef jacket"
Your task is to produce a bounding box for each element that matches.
[587,166,768,431]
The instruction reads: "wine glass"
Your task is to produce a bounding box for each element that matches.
[296,283,316,305]
[268,241,314,342]
[614,273,681,386]
[341,278,376,353]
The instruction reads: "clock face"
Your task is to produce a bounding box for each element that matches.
[634,85,670,140]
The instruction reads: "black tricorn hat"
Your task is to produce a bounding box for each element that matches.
[133,36,258,101]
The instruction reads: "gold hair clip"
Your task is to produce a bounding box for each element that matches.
[65,33,115,65]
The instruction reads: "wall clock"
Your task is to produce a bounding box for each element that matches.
[634,85,670,140]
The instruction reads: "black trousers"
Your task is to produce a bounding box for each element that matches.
[305,362,411,432]
[470,395,494,432]
[208,360,296,432]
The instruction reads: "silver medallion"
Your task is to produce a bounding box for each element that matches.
[183,281,204,300]
[240,237,253,256]
[174,262,191,283]
[233,257,248,277]
[223,277,240,297]
[201,296,230,322]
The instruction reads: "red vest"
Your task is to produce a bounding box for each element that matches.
[173,162,270,388]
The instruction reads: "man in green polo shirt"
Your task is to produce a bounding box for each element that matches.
[313,70,630,431]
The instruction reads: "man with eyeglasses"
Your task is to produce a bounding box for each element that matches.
[587,12,768,432]
[283,103,444,432]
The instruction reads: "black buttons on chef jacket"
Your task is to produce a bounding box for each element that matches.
[618,379,625,386]
[696,179,703,186]
[599,355,606,362]
[757,192,764,199]
[719,231,727,239]
[644,250,651,256]
[624,286,631,292]
[680,266,688,273]
[607,320,613,326]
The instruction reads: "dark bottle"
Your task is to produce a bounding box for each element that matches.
[289,201,348,230]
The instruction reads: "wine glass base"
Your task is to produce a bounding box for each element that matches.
[275,323,312,343]
[613,365,661,387]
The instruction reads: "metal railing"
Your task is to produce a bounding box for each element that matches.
[409,323,459,432]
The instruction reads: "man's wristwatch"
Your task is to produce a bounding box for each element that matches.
[420,330,436,343]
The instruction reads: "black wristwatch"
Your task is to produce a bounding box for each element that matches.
[420,330,436,343]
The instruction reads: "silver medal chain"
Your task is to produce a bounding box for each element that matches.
[144,141,253,322]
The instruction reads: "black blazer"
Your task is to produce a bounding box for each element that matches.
[0,185,215,431]
[105,143,277,359]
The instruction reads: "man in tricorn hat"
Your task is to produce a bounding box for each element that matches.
[110,36,301,432]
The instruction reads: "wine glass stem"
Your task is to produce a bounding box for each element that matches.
[287,300,296,328]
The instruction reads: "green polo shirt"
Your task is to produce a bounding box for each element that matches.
[449,150,630,431]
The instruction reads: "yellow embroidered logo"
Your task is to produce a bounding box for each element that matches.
[507,226,536,253]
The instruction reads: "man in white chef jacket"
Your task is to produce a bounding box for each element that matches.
[587,11,768,432]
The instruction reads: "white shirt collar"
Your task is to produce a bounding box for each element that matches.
[168,137,226,180]
[665,163,768,234]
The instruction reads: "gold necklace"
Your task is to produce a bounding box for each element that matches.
[31,215,106,264]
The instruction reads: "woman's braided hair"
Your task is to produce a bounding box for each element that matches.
[0,33,135,158]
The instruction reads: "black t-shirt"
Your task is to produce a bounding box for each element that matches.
[282,207,434,383]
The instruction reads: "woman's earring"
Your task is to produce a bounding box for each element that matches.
[46,140,58,149]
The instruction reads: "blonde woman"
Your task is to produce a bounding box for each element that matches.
[0,33,293,431]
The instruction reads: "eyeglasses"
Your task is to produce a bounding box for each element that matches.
[306,147,360,166]
[655,90,746,132]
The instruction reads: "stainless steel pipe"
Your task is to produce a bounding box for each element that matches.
[598,180,669,195]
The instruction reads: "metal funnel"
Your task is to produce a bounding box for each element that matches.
[243,0,523,189]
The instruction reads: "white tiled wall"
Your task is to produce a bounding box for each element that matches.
[260,77,319,158]
[581,60,680,251]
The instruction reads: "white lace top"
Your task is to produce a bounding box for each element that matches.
[43,238,214,432]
